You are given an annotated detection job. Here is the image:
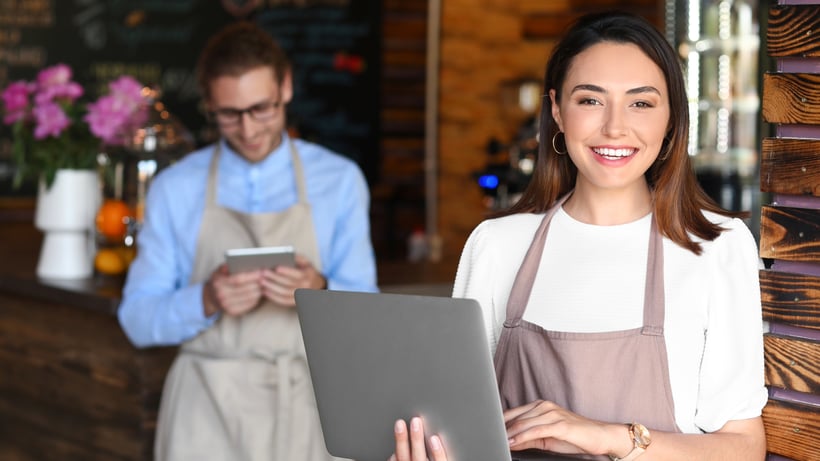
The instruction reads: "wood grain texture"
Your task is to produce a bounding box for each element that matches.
[762,73,820,125]
[762,398,820,461]
[765,335,820,394]
[0,291,176,461]
[760,138,820,197]
[761,270,820,331]
[768,5,820,57]
[759,206,820,262]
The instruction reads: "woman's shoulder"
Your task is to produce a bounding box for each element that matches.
[472,212,544,238]
[696,210,758,260]
[463,212,544,256]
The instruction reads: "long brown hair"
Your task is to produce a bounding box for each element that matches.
[500,11,744,255]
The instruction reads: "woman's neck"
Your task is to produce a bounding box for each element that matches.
[563,184,653,226]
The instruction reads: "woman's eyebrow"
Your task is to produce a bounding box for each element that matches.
[569,84,661,95]
[627,85,661,95]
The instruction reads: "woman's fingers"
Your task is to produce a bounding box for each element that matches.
[391,417,449,461]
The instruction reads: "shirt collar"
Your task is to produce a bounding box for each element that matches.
[219,133,292,172]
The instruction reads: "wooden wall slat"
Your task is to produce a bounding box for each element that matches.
[764,335,820,394]
[762,73,820,125]
[759,205,820,262]
[762,398,820,461]
[768,5,820,58]
[760,138,820,196]
[761,270,820,331]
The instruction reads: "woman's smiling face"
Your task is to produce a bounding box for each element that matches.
[550,41,670,195]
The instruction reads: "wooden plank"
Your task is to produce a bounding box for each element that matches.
[760,138,820,197]
[768,5,820,58]
[0,291,176,461]
[759,205,820,262]
[763,398,820,461]
[761,270,820,331]
[765,334,820,394]
[763,73,820,125]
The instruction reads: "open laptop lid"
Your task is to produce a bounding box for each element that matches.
[295,288,513,461]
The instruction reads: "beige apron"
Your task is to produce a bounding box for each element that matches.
[155,142,346,461]
[494,194,681,460]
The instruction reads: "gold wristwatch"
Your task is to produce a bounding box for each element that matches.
[609,422,651,461]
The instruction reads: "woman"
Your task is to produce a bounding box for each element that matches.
[391,11,767,461]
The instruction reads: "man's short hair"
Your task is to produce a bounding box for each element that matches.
[196,21,290,100]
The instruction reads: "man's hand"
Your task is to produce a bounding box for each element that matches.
[203,263,264,317]
[259,254,327,307]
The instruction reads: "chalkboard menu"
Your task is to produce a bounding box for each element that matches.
[0,0,381,196]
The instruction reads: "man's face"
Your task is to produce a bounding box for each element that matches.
[206,66,292,163]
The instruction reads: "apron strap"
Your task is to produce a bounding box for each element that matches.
[502,192,665,334]
[205,143,222,207]
[503,193,570,327]
[206,139,307,207]
[288,140,309,205]
[641,217,665,335]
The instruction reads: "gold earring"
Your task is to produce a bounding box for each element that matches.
[552,132,567,155]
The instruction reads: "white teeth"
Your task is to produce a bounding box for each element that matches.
[593,147,634,158]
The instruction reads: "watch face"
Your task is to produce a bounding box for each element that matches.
[631,423,652,448]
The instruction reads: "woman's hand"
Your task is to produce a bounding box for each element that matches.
[505,400,627,457]
[389,417,448,461]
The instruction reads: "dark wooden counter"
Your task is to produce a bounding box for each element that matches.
[0,216,176,461]
[0,209,455,460]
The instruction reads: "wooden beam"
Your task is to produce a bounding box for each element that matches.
[768,5,820,58]
[760,205,820,262]
[763,73,820,125]
[761,138,820,197]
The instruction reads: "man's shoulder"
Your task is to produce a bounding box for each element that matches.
[157,145,213,178]
[293,138,361,172]
[149,145,213,194]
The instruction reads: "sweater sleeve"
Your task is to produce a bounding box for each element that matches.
[452,220,507,355]
[694,218,768,432]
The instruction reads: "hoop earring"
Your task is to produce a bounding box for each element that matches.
[658,138,672,161]
[552,132,567,155]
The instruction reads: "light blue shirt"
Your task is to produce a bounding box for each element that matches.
[118,134,378,347]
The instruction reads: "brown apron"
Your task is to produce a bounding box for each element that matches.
[155,142,347,461]
[494,195,681,460]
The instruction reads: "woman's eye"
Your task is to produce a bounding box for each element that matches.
[633,101,654,108]
[578,98,600,105]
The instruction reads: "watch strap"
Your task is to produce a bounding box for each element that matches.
[609,446,645,461]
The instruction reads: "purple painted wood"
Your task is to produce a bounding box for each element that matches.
[776,124,820,139]
[769,322,820,342]
[778,58,820,73]
[773,194,820,210]
[770,260,820,277]
[767,455,796,461]
[769,387,820,408]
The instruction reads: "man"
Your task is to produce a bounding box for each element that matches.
[118,21,377,461]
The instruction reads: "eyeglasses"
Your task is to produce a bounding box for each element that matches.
[209,100,282,126]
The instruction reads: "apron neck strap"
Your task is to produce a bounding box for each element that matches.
[503,193,665,332]
[205,139,308,207]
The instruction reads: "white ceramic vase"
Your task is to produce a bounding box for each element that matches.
[34,169,101,279]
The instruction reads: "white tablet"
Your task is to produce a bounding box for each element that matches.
[225,245,295,274]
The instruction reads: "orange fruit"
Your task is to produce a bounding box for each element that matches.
[96,199,132,241]
[94,248,127,275]
[116,245,137,265]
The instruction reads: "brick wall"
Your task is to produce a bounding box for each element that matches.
[434,0,660,263]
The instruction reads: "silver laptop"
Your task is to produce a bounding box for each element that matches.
[295,289,581,461]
